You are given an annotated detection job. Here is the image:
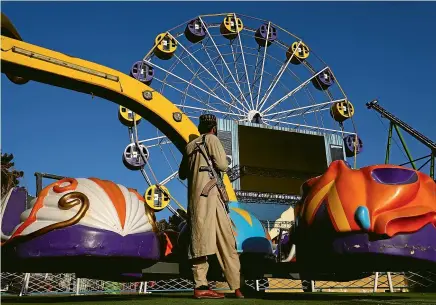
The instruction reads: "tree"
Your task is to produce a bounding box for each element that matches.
[1,152,24,198]
[157,209,187,232]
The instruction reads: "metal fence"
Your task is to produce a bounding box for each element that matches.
[2,272,435,296]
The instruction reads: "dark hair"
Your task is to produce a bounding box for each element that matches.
[198,122,216,134]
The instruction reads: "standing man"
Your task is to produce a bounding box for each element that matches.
[178,114,244,299]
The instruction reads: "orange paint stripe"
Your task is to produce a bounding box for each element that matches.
[53,178,78,193]
[164,233,173,256]
[90,178,126,229]
[128,188,145,202]
[9,181,57,239]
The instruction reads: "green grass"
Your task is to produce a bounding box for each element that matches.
[1,293,436,305]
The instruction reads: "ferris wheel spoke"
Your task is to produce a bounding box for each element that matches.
[202,56,249,115]
[257,41,303,112]
[138,135,168,144]
[254,22,271,109]
[158,49,188,93]
[261,66,330,116]
[229,43,245,102]
[232,13,255,109]
[265,99,344,121]
[167,33,250,113]
[208,47,252,111]
[154,77,234,117]
[175,104,244,119]
[206,76,245,118]
[201,44,228,85]
[179,67,244,117]
[172,53,233,107]
[262,118,355,135]
[179,65,203,109]
[144,60,245,114]
[145,140,173,149]
[198,17,253,111]
[159,171,179,186]
[140,168,153,187]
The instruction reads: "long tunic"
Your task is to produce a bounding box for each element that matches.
[178,133,229,259]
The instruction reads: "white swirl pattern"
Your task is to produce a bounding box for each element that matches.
[13,178,152,237]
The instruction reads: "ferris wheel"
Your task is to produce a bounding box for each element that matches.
[117,13,361,216]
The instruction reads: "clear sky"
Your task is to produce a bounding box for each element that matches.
[1,2,435,221]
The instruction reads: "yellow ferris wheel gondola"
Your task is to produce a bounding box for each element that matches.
[118,105,142,127]
[153,33,178,60]
[286,41,310,65]
[220,14,244,40]
[144,184,171,211]
[330,100,355,123]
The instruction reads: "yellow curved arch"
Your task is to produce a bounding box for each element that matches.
[0,14,236,201]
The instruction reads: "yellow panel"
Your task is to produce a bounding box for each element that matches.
[303,180,334,224]
[230,207,253,226]
[154,33,177,60]
[0,34,237,201]
[327,183,351,231]
[287,41,310,62]
[144,185,171,211]
[118,105,142,127]
[330,101,355,122]
[220,14,244,40]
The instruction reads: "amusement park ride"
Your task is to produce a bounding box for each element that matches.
[1,11,435,291]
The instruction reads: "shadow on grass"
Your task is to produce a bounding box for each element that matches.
[252,292,412,301]
[1,292,420,304]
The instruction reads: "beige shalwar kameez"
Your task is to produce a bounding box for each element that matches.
[178,133,241,290]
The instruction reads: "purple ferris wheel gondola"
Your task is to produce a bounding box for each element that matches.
[312,69,335,91]
[184,18,207,43]
[255,23,277,47]
[344,134,363,157]
[130,61,154,85]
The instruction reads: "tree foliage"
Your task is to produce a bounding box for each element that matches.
[157,209,187,232]
[1,152,24,198]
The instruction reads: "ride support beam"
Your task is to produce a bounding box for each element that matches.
[385,123,393,164]
[431,153,435,180]
[393,124,416,170]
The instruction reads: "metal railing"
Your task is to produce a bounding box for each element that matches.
[2,271,435,296]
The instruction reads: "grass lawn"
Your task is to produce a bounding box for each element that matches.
[1,293,436,305]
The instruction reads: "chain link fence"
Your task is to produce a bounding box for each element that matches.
[2,272,435,296]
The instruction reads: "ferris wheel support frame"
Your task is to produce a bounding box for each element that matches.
[0,19,238,201]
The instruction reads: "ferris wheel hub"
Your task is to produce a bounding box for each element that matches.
[247,110,263,124]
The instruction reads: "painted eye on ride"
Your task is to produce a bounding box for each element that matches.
[371,168,418,185]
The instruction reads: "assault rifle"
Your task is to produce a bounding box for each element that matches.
[195,134,230,213]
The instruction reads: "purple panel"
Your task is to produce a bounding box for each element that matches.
[297,201,436,266]
[130,61,154,84]
[274,233,290,256]
[312,69,335,90]
[6,224,160,260]
[123,143,148,170]
[185,18,206,43]
[255,23,277,46]
[332,223,436,262]
[371,168,418,185]
[1,187,27,236]
[344,135,363,157]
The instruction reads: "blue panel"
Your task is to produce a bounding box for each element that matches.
[228,201,273,255]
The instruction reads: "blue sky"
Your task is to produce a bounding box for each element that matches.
[2,2,435,221]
